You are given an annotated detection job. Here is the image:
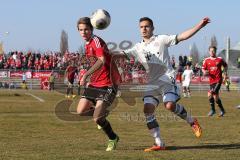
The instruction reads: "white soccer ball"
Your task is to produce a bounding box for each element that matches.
[90,9,111,30]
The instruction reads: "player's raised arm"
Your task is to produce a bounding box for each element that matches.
[177,17,210,43]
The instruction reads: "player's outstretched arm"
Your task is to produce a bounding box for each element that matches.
[177,17,210,43]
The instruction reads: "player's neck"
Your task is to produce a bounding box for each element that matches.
[86,34,94,43]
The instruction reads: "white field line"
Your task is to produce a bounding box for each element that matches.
[25,93,45,102]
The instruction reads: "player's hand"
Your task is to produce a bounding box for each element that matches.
[200,17,210,27]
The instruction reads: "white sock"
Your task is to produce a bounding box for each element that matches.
[149,127,164,146]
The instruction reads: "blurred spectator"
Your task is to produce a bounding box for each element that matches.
[193,63,201,76]
[187,56,192,66]
[237,57,240,68]
[49,71,55,91]
[177,56,185,83]
[21,72,28,89]
[171,56,176,69]
[224,77,231,92]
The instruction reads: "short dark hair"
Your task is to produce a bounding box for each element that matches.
[77,17,93,31]
[209,46,217,52]
[139,17,154,27]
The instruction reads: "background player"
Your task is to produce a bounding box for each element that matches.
[182,64,194,97]
[202,46,228,117]
[65,60,77,98]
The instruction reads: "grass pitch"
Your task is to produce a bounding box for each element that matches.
[0,89,240,160]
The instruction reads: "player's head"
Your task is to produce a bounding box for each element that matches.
[77,17,93,41]
[209,46,217,57]
[139,17,154,39]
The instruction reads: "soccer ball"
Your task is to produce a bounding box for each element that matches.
[90,9,111,30]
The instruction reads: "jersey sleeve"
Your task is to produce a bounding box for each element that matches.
[93,37,105,57]
[159,35,178,46]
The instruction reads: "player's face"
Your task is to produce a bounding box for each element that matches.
[209,48,216,57]
[78,24,92,41]
[139,20,154,39]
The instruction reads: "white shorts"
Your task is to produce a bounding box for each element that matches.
[182,80,190,87]
[143,75,180,107]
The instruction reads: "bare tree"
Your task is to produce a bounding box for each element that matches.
[0,42,4,54]
[60,30,68,55]
[210,35,218,47]
[189,43,200,66]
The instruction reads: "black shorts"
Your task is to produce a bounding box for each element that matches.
[82,85,118,106]
[209,83,222,94]
[68,79,74,85]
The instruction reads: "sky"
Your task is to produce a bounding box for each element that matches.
[1,0,240,57]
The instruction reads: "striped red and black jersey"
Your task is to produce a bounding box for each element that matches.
[202,57,227,84]
[85,35,120,87]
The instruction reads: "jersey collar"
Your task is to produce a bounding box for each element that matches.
[141,35,156,44]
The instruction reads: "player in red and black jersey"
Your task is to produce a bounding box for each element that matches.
[65,61,78,98]
[76,17,120,151]
[202,46,228,117]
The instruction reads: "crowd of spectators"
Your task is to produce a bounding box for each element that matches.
[0,51,82,70]
[0,51,203,82]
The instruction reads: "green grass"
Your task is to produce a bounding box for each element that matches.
[0,89,240,160]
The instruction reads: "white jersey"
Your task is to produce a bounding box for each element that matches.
[124,35,178,84]
[182,69,193,87]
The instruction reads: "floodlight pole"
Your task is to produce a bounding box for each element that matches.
[226,37,230,65]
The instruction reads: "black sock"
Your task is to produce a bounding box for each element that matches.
[67,88,70,95]
[209,97,215,111]
[98,119,117,140]
[216,99,225,112]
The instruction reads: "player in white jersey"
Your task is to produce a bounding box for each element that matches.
[115,17,210,151]
[182,64,194,97]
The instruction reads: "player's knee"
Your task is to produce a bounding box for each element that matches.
[164,102,175,111]
[209,97,214,104]
[77,107,86,115]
